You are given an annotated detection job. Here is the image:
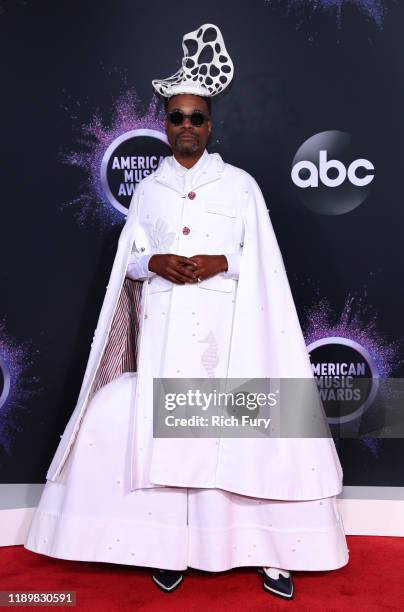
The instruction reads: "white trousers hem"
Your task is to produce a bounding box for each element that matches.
[25,508,349,572]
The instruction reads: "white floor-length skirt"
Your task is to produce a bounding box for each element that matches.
[24,371,349,572]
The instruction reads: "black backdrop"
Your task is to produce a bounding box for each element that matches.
[1,0,404,485]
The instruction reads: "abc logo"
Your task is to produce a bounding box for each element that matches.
[291,131,375,215]
[292,150,374,188]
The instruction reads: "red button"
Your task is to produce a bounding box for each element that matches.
[182,226,191,235]
[188,191,196,200]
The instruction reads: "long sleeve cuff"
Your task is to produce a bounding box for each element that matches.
[220,252,241,280]
[126,252,157,281]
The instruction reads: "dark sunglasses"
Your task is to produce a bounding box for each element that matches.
[166,110,210,127]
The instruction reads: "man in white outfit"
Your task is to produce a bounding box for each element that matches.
[24,23,349,600]
[122,23,349,597]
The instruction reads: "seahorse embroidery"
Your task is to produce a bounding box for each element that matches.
[198,331,219,378]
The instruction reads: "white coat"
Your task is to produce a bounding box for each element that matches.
[45,152,343,500]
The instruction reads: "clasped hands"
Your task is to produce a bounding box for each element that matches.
[148,254,228,284]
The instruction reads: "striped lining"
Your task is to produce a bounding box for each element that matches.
[89,278,143,399]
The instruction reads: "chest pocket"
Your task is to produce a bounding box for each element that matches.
[204,203,237,218]
[203,202,238,245]
[200,203,238,292]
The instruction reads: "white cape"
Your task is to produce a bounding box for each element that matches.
[46,153,343,500]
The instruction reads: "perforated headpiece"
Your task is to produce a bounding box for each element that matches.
[152,23,234,98]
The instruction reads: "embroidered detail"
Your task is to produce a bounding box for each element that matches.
[198,331,219,377]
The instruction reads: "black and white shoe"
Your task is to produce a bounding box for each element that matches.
[258,567,294,599]
[151,568,184,592]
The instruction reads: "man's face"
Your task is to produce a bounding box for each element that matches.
[165,94,212,157]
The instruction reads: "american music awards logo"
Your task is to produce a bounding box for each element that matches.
[303,295,403,436]
[60,90,171,227]
[0,320,41,452]
[100,128,170,215]
[307,336,379,424]
[0,352,10,412]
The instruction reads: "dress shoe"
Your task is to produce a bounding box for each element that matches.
[151,568,184,592]
[258,566,294,599]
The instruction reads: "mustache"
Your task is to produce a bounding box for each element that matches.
[176,132,199,140]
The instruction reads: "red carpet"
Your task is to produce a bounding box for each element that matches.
[2,536,403,611]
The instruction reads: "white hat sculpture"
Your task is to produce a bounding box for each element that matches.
[152,23,234,98]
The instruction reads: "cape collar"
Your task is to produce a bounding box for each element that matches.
[153,151,225,195]
[170,148,210,176]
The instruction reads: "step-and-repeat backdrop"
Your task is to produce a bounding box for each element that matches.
[1,1,403,487]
